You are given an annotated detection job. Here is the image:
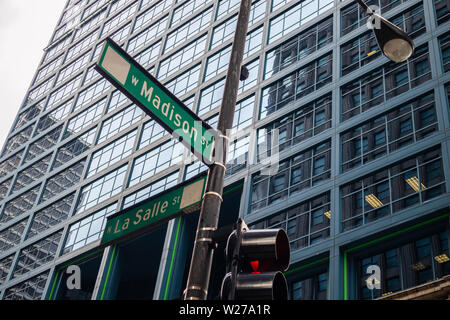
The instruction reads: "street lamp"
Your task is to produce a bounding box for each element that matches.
[355,0,415,63]
[184,0,416,301]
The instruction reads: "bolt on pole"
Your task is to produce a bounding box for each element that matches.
[183,0,253,300]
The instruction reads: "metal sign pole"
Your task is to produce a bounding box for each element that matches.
[183,0,253,300]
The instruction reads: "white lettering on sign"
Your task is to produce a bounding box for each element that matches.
[138,79,201,144]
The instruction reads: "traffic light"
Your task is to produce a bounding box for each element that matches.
[220,219,290,300]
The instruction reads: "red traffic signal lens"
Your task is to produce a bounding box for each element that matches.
[250,260,260,273]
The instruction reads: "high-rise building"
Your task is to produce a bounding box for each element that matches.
[0,0,449,300]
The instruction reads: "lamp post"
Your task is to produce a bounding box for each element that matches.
[355,0,415,62]
[183,0,253,300]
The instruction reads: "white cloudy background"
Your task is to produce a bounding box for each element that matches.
[0,1,66,150]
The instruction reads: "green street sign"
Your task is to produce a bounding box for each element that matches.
[100,173,208,247]
[94,38,216,165]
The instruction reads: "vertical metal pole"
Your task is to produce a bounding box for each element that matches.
[184,0,253,300]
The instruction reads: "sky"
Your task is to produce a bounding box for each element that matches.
[0,0,66,150]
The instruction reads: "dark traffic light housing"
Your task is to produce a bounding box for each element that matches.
[220,219,290,300]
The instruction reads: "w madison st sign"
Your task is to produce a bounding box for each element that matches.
[94,37,216,166]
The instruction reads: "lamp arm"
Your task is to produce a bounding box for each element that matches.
[354,0,374,14]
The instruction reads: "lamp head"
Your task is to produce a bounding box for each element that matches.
[372,13,415,63]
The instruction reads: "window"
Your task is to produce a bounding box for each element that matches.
[101,1,138,37]
[238,58,259,94]
[164,8,212,54]
[341,44,430,121]
[171,0,213,27]
[127,16,168,53]
[313,156,325,175]
[197,78,225,116]
[439,32,450,73]
[400,119,412,134]
[341,92,437,172]
[25,126,62,163]
[158,34,207,80]
[73,8,107,42]
[64,98,105,139]
[164,64,201,97]
[34,55,64,86]
[268,0,333,44]
[341,0,406,36]
[0,173,13,199]
[341,147,445,231]
[341,31,379,76]
[35,98,73,136]
[266,16,333,79]
[40,160,86,204]
[73,79,110,112]
[54,127,96,169]
[390,3,426,39]
[97,104,142,144]
[133,0,171,34]
[394,70,408,87]
[87,130,137,177]
[184,161,208,181]
[83,0,108,20]
[65,29,100,62]
[43,35,72,65]
[139,119,165,149]
[257,95,331,160]
[0,255,14,285]
[0,150,24,179]
[46,74,83,110]
[374,131,386,146]
[134,40,161,68]
[0,184,40,224]
[314,110,326,126]
[356,228,450,299]
[226,135,250,176]
[204,45,231,82]
[27,76,56,107]
[12,154,52,194]
[210,14,237,49]
[216,0,240,20]
[434,0,450,25]
[128,140,184,187]
[244,25,263,58]
[248,0,266,25]
[122,171,179,209]
[233,95,255,134]
[251,141,331,211]
[13,231,62,278]
[27,193,75,239]
[0,219,28,252]
[260,53,332,118]
[107,90,129,113]
[3,271,49,300]
[56,51,90,86]
[2,125,34,158]
[13,101,42,134]
[63,203,116,254]
[76,165,127,214]
[250,192,330,250]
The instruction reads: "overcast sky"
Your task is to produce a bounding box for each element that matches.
[0,0,66,151]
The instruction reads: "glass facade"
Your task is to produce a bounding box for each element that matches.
[0,0,448,301]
